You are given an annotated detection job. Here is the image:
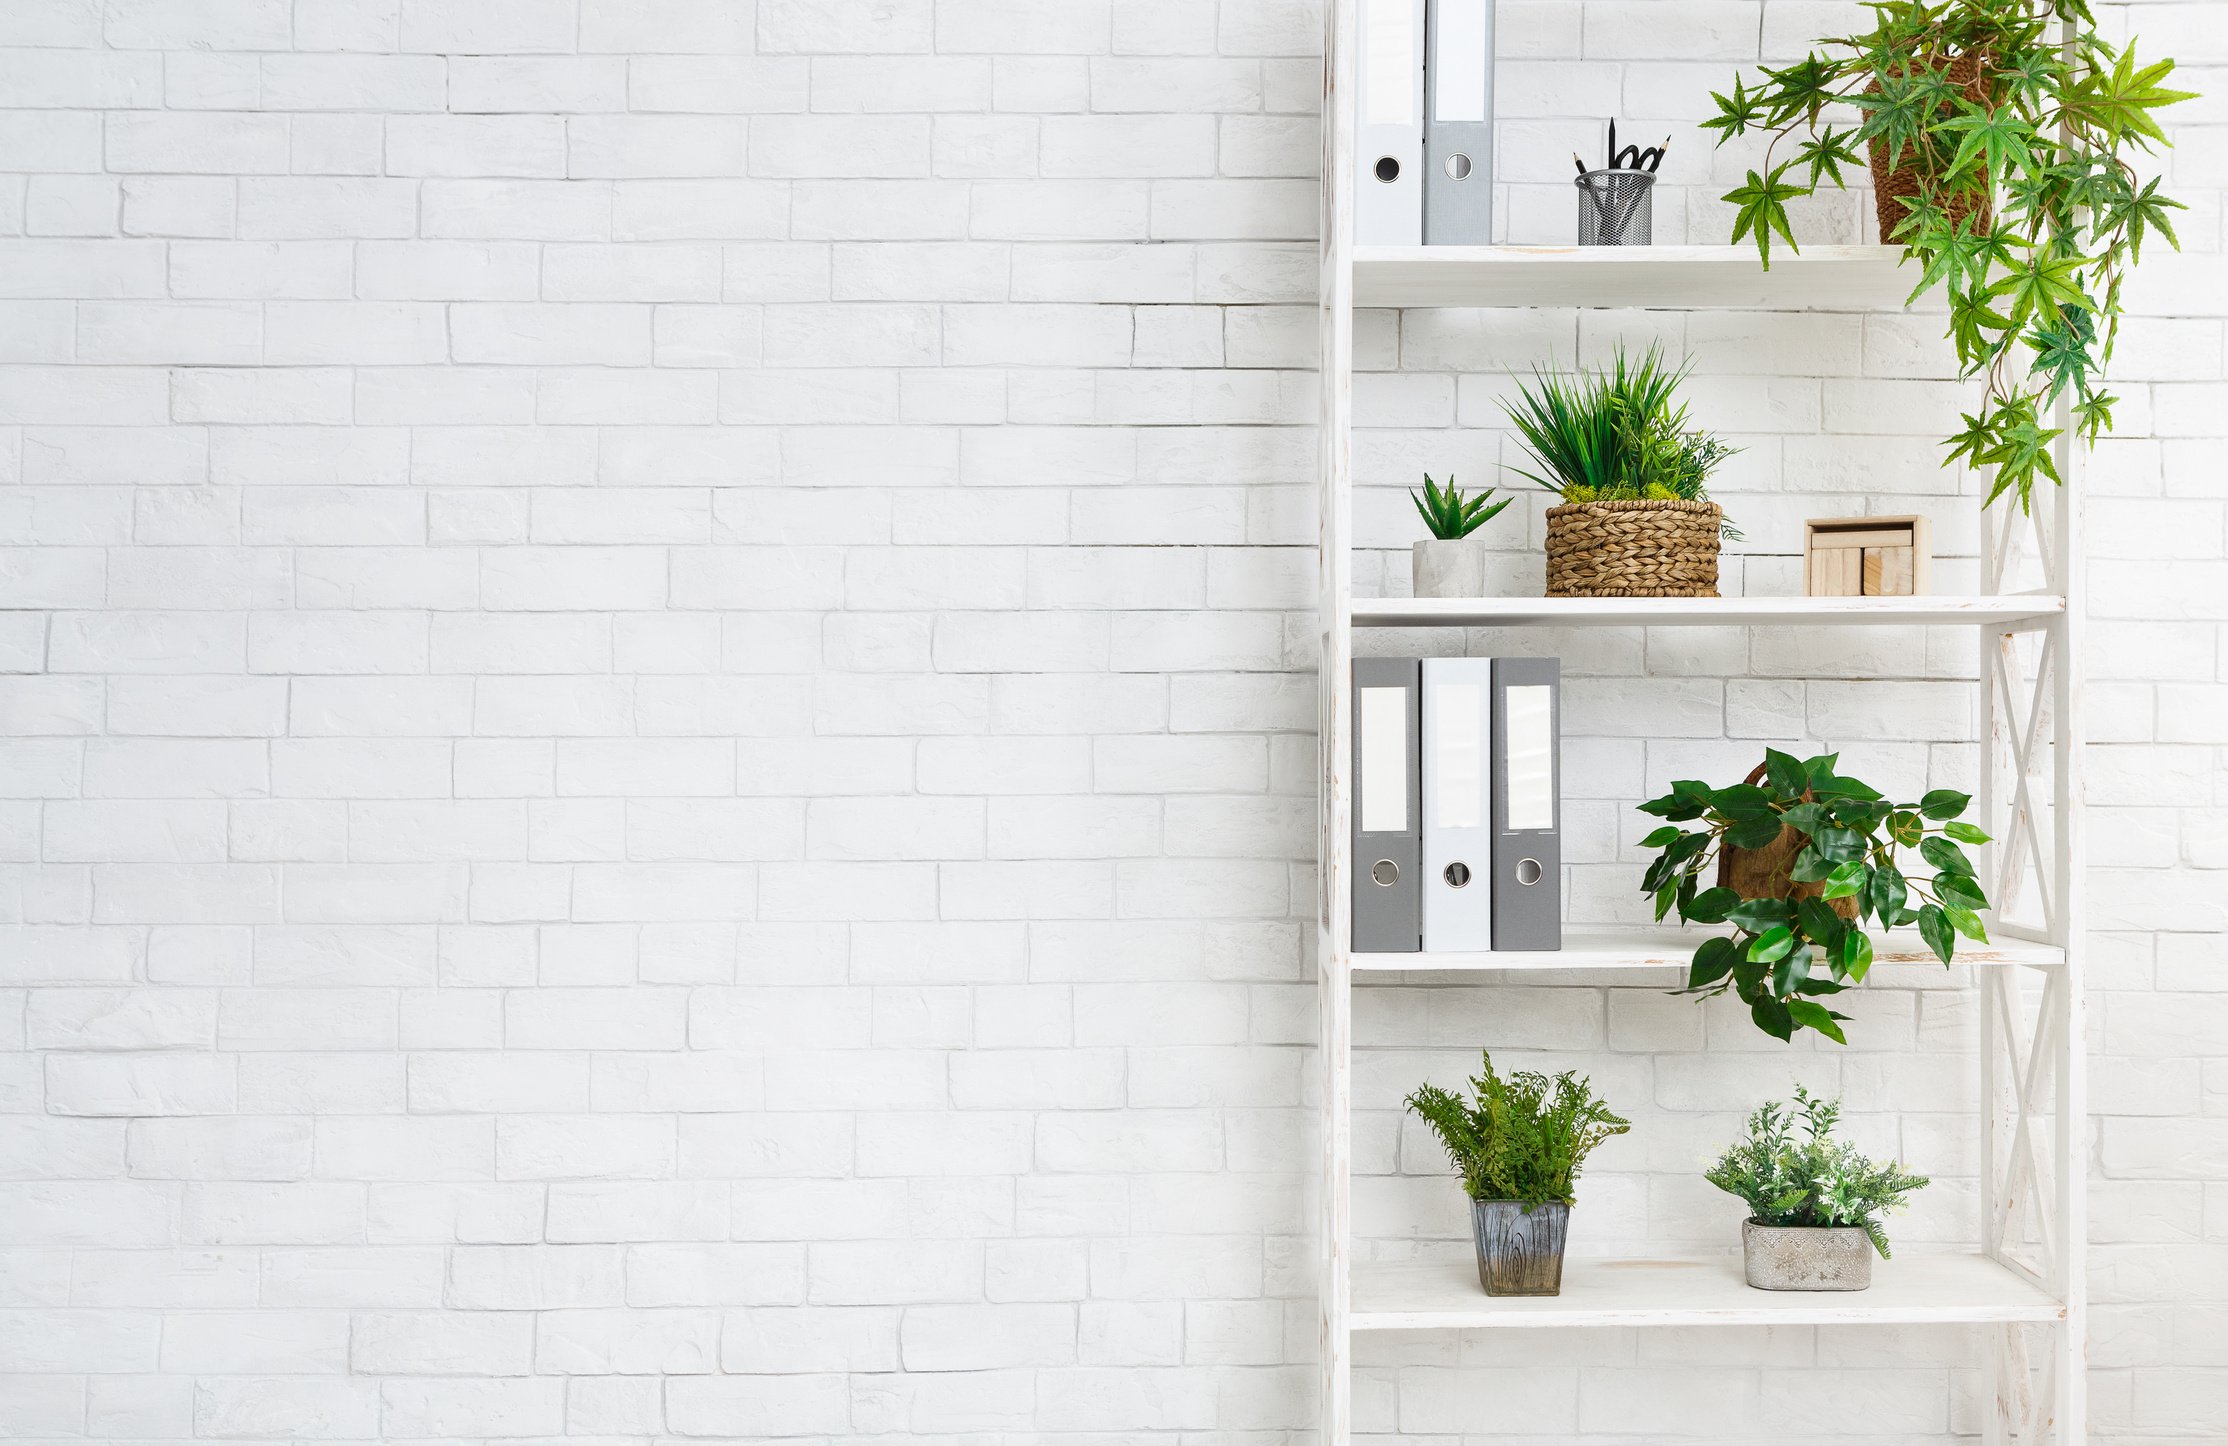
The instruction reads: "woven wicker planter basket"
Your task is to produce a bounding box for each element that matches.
[1543,498,1721,598]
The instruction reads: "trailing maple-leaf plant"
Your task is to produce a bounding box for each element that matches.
[1636,749,1992,1044]
[1700,0,2194,511]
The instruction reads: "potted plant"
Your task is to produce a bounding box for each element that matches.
[1406,1050,1630,1296]
[1410,473,1513,599]
[1707,1087,1929,1291]
[1636,748,1993,1043]
[1701,2,2194,510]
[1500,345,1740,598]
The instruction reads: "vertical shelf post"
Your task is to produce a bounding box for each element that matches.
[1317,0,1356,1440]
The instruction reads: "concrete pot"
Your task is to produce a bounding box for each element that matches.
[1470,1199,1569,1296]
[1412,537,1488,599]
[1741,1219,1873,1291]
[1412,539,1545,598]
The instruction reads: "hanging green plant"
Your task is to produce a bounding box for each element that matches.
[1700,0,2195,511]
[1636,749,1993,1043]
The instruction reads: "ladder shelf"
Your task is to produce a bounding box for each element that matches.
[1316,8,2085,1446]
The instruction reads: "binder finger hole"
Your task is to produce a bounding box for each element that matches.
[1373,156,1400,183]
[1370,859,1400,887]
[1516,858,1543,886]
[1444,153,1471,180]
[1443,862,1471,888]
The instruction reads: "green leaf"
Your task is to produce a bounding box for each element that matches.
[1887,810,1924,848]
[1780,802,1829,837]
[1748,925,1798,964]
[1920,836,1977,877]
[1728,898,1794,934]
[1789,845,1835,884]
[1786,998,1849,1045]
[1943,820,1991,845]
[1933,99,2038,189]
[1866,864,1908,929]
[1724,163,1807,270]
[1727,814,1787,851]
[1821,860,1867,900]
[1916,903,1955,966]
[1640,825,1685,849]
[1797,896,1845,945]
[1750,994,1796,1041]
[1763,749,1808,800]
[1684,886,1740,925]
[1988,248,2093,333]
[1944,904,1989,943]
[1813,774,1882,802]
[1772,941,1812,997]
[1838,927,1874,983]
[1793,124,1863,191]
[2071,48,2198,151]
[1690,934,1739,988]
[1711,784,1775,819]
[1934,871,1989,911]
[1813,826,1866,864]
[1918,789,1972,820]
[1700,72,1766,143]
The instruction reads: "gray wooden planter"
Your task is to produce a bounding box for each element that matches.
[1470,1199,1569,1296]
[1742,1219,1873,1291]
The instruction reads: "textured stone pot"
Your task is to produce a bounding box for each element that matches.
[1742,1219,1873,1291]
[1412,538,1487,599]
[1412,539,1544,598]
[1470,1199,1569,1296]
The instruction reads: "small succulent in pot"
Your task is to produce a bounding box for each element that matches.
[1410,473,1513,599]
[1637,748,1993,1044]
[1412,472,1512,540]
[1406,1050,1630,1296]
[1707,1087,1929,1290]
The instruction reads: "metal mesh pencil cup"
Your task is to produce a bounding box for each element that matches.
[1576,168,1653,246]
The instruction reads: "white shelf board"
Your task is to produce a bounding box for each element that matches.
[1352,244,1919,310]
[1351,1254,2063,1331]
[1350,926,2063,974]
[1351,594,2066,630]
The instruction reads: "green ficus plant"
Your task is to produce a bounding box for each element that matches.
[1405,1050,1631,1209]
[1637,749,1993,1044]
[1706,1087,1930,1258]
[1410,472,1512,540]
[1701,0,2194,511]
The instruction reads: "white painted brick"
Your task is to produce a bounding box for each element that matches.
[379,1377,564,1438]
[584,0,755,52]
[569,115,750,178]
[397,0,574,52]
[261,53,443,110]
[758,0,934,54]
[265,302,448,366]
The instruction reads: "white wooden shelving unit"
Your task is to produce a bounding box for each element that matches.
[1315,9,2086,1445]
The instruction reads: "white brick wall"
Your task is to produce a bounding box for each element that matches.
[0,0,2219,1440]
